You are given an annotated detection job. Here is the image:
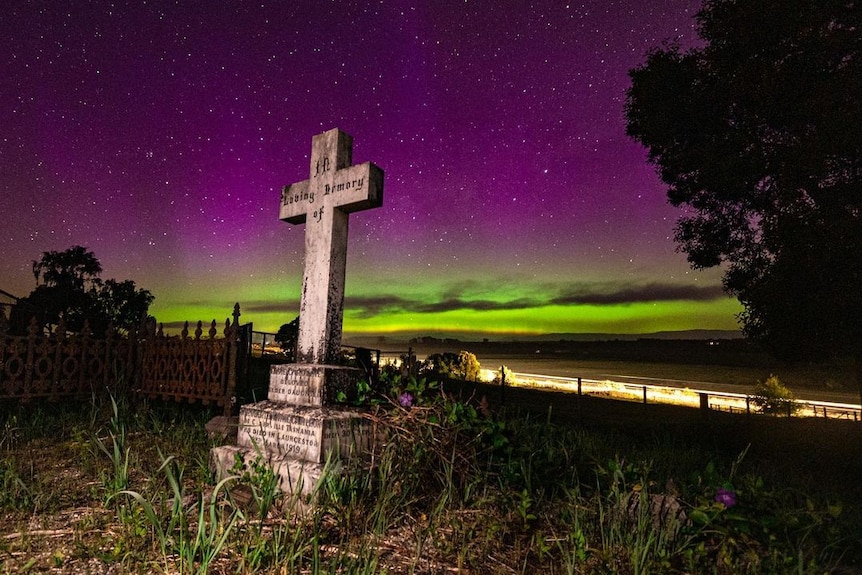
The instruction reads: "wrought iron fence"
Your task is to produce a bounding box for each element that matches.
[0,303,243,416]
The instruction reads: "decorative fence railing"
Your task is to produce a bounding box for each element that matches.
[0,315,138,402]
[139,310,241,415]
[0,303,243,416]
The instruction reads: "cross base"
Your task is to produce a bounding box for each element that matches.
[210,445,343,502]
[235,401,371,463]
[209,363,374,504]
[268,363,369,405]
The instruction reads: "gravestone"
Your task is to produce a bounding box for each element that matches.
[210,128,384,498]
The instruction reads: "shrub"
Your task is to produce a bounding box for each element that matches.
[492,365,517,386]
[751,375,798,416]
[421,351,482,382]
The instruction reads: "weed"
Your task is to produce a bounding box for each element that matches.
[0,458,32,511]
[115,450,242,574]
[1,414,20,451]
[0,378,858,573]
[231,450,281,521]
[178,475,242,574]
[92,395,130,502]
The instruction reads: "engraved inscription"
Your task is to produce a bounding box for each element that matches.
[315,157,330,176]
[237,404,371,463]
[268,368,324,406]
[281,185,314,207]
[240,410,323,460]
[324,177,364,197]
[279,177,366,210]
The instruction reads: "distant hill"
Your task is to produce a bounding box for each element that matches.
[521,329,743,342]
[345,329,743,348]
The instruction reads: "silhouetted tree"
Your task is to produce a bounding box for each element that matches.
[87,278,155,334]
[32,245,102,292]
[275,316,300,359]
[625,0,862,399]
[12,246,153,334]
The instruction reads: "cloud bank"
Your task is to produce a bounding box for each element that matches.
[313,282,726,319]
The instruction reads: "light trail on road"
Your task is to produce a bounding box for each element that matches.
[378,352,860,420]
[487,369,861,421]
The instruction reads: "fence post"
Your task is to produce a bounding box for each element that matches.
[407,346,417,378]
[699,392,709,415]
[500,365,506,406]
[24,317,37,399]
[643,385,648,405]
[577,377,582,396]
[223,303,241,416]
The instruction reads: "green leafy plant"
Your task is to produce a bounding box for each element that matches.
[751,375,799,416]
[514,488,536,527]
[231,451,280,521]
[0,459,32,511]
[116,450,242,575]
[335,378,377,405]
[93,395,131,502]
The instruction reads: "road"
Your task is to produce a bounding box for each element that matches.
[473,354,860,406]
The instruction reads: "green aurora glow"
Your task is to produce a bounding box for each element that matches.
[148,261,742,339]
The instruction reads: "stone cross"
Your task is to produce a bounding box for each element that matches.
[279,128,383,364]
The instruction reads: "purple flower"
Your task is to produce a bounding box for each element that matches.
[398,392,414,407]
[715,487,737,508]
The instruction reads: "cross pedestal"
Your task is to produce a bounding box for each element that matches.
[210,128,384,501]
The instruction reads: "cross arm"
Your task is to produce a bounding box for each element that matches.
[279,180,310,224]
[334,162,384,214]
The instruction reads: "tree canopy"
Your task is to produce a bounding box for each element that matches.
[275,317,300,359]
[625,0,861,366]
[12,246,154,335]
[32,245,102,292]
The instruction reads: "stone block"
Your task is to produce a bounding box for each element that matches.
[268,363,364,405]
[204,415,239,441]
[236,401,370,464]
[210,444,330,500]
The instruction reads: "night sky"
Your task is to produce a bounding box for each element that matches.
[1,1,741,339]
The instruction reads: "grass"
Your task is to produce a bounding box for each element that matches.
[0,378,860,574]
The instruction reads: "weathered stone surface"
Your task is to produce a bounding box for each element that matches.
[209,128,384,502]
[268,363,363,405]
[237,401,370,463]
[204,415,239,441]
[211,445,332,500]
[279,128,384,365]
